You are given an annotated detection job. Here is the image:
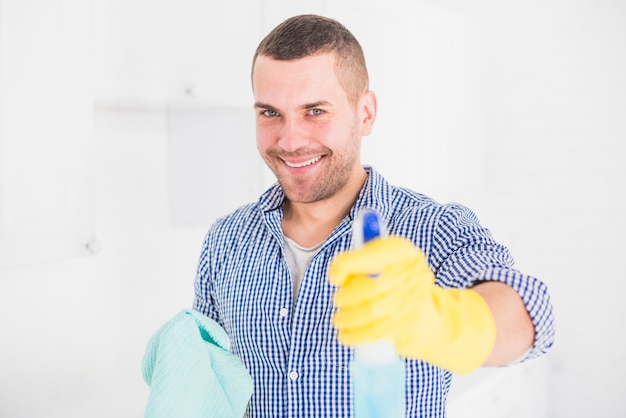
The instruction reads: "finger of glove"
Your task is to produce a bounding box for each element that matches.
[336,298,419,346]
[328,236,425,287]
[333,269,423,329]
[333,260,423,308]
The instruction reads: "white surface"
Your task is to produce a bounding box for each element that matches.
[0,0,94,269]
[0,108,208,417]
[93,0,261,108]
[448,361,549,418]
[166,106,265,226]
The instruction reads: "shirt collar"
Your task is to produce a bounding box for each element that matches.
[349,166,393,226]
[258,181,284,213]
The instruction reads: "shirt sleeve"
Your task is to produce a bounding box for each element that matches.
[192,231,221,323]
[430,203,555,362]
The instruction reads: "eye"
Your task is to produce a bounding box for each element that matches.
[262,109,280,117]
[309,108,324,116]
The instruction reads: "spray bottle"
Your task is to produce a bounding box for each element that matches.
[350,209,405,417]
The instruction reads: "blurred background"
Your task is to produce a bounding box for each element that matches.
[0,0,624,416]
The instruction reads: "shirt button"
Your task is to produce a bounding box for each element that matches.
[288,371,299,381]
[279,308,289,317]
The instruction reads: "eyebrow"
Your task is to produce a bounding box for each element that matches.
[302,100,333,110]
[253,101,278,111]
[253,100,333,111]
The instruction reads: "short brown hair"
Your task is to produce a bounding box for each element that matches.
[252,14,369,105]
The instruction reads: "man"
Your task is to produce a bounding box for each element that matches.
[193,14,554,417]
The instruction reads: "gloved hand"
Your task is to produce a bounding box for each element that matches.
[328,236,496,374]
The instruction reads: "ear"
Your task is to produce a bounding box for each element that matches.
[359,90,377,136]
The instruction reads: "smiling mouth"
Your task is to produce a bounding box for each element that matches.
[284,156,322,168]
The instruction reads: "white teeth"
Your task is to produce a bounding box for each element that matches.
[285,156,321,168]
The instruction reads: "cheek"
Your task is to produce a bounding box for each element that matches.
[308,120,335,144]
[323,121,356,148]
[255,123,275,152]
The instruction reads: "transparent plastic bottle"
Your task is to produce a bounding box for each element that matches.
[350,209,405,418]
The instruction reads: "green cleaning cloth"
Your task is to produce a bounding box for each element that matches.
[142,309,252,418]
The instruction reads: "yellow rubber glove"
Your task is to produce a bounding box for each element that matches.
[329,236,496,374]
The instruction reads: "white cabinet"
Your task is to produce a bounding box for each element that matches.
[0,0,94,269]
[93,0,263,108]
[166,106,266,226]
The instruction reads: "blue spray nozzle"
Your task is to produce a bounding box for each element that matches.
[361,211,382,243]
[353,209,387,249]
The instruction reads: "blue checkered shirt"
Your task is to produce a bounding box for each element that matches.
[193,166,555,417]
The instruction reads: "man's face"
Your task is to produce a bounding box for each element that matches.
[252,53,375,204]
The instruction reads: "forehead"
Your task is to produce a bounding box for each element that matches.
[252,53,349,105]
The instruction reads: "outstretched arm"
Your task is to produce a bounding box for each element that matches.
[472,281,535,366]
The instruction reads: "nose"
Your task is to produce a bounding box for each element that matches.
[278,117,309,152]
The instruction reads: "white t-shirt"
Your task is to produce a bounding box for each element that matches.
[283,236,324,306]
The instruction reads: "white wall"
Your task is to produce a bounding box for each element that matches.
[481,2,625,416]
[0,109,207,417]
[440,1,626,416]
[0,1,624,417]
